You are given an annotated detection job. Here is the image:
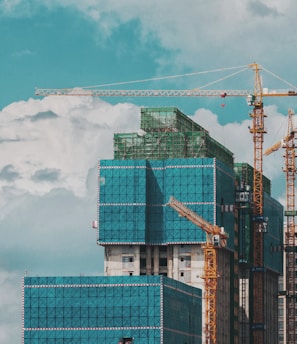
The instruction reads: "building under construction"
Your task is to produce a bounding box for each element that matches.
[23,107,283,343]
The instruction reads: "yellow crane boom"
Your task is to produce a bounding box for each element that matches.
[167,196,228,344]
[263,140,284,156]
[264,127,297,156]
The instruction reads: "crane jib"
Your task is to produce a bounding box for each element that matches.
[35,88,297,98]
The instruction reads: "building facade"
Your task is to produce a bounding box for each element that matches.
[23,275,202,343]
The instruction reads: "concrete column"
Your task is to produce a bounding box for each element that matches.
[146,246,152,275]
[104,246,110,276]
[172,245,179,280]
[167,245,173,278]
[134,246,140,275]
[153,246,159,275]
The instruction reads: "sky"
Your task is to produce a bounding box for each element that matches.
[1,0,297,342]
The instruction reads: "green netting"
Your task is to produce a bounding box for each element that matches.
[140,107,207,133]
[234,162,271,195]
[185,131,234,168]
[114,107,234,169]
[114,131,187,160]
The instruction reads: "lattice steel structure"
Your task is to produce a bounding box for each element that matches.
[283,114,297,344]
[264,109,297,343]
[114,107,234,169]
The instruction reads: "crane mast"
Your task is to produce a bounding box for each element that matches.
[248,63,267,344]
[264,109,297,344]
[284,110,297,344]
[167,196,228,344]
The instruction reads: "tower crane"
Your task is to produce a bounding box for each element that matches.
[264,109,297,344]
[35,62,297,343]
[167,196,228,344]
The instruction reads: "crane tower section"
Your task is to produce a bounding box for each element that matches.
[284,110,297,344]
[264,109,297,343]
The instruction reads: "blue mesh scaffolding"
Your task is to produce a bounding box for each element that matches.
[23,275,202,344]
[98,157,235,248]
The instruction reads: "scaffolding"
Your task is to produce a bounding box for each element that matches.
[98,158,235,246]
[140,107,206,132]
[23,275,202,344]
[114,107,234,169]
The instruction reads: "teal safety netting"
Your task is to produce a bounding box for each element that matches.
[23,275,202,344]
[98,157,235,248]
[263,194,283,274]
[234,162,283,274]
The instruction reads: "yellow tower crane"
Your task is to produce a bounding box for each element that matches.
[35,62,297,343]
[264,109,297,344]
[167,196,228,344]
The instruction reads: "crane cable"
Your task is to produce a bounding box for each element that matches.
[193,67,249,90]
[81,65,249,89]
[262,67,297,90]
[261,67,297,151]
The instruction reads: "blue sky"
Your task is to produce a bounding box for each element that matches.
[1,0,297,342]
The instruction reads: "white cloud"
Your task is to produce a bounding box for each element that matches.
[0,96,139,200]
[11,49,35,58]
[0,0,38,17]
